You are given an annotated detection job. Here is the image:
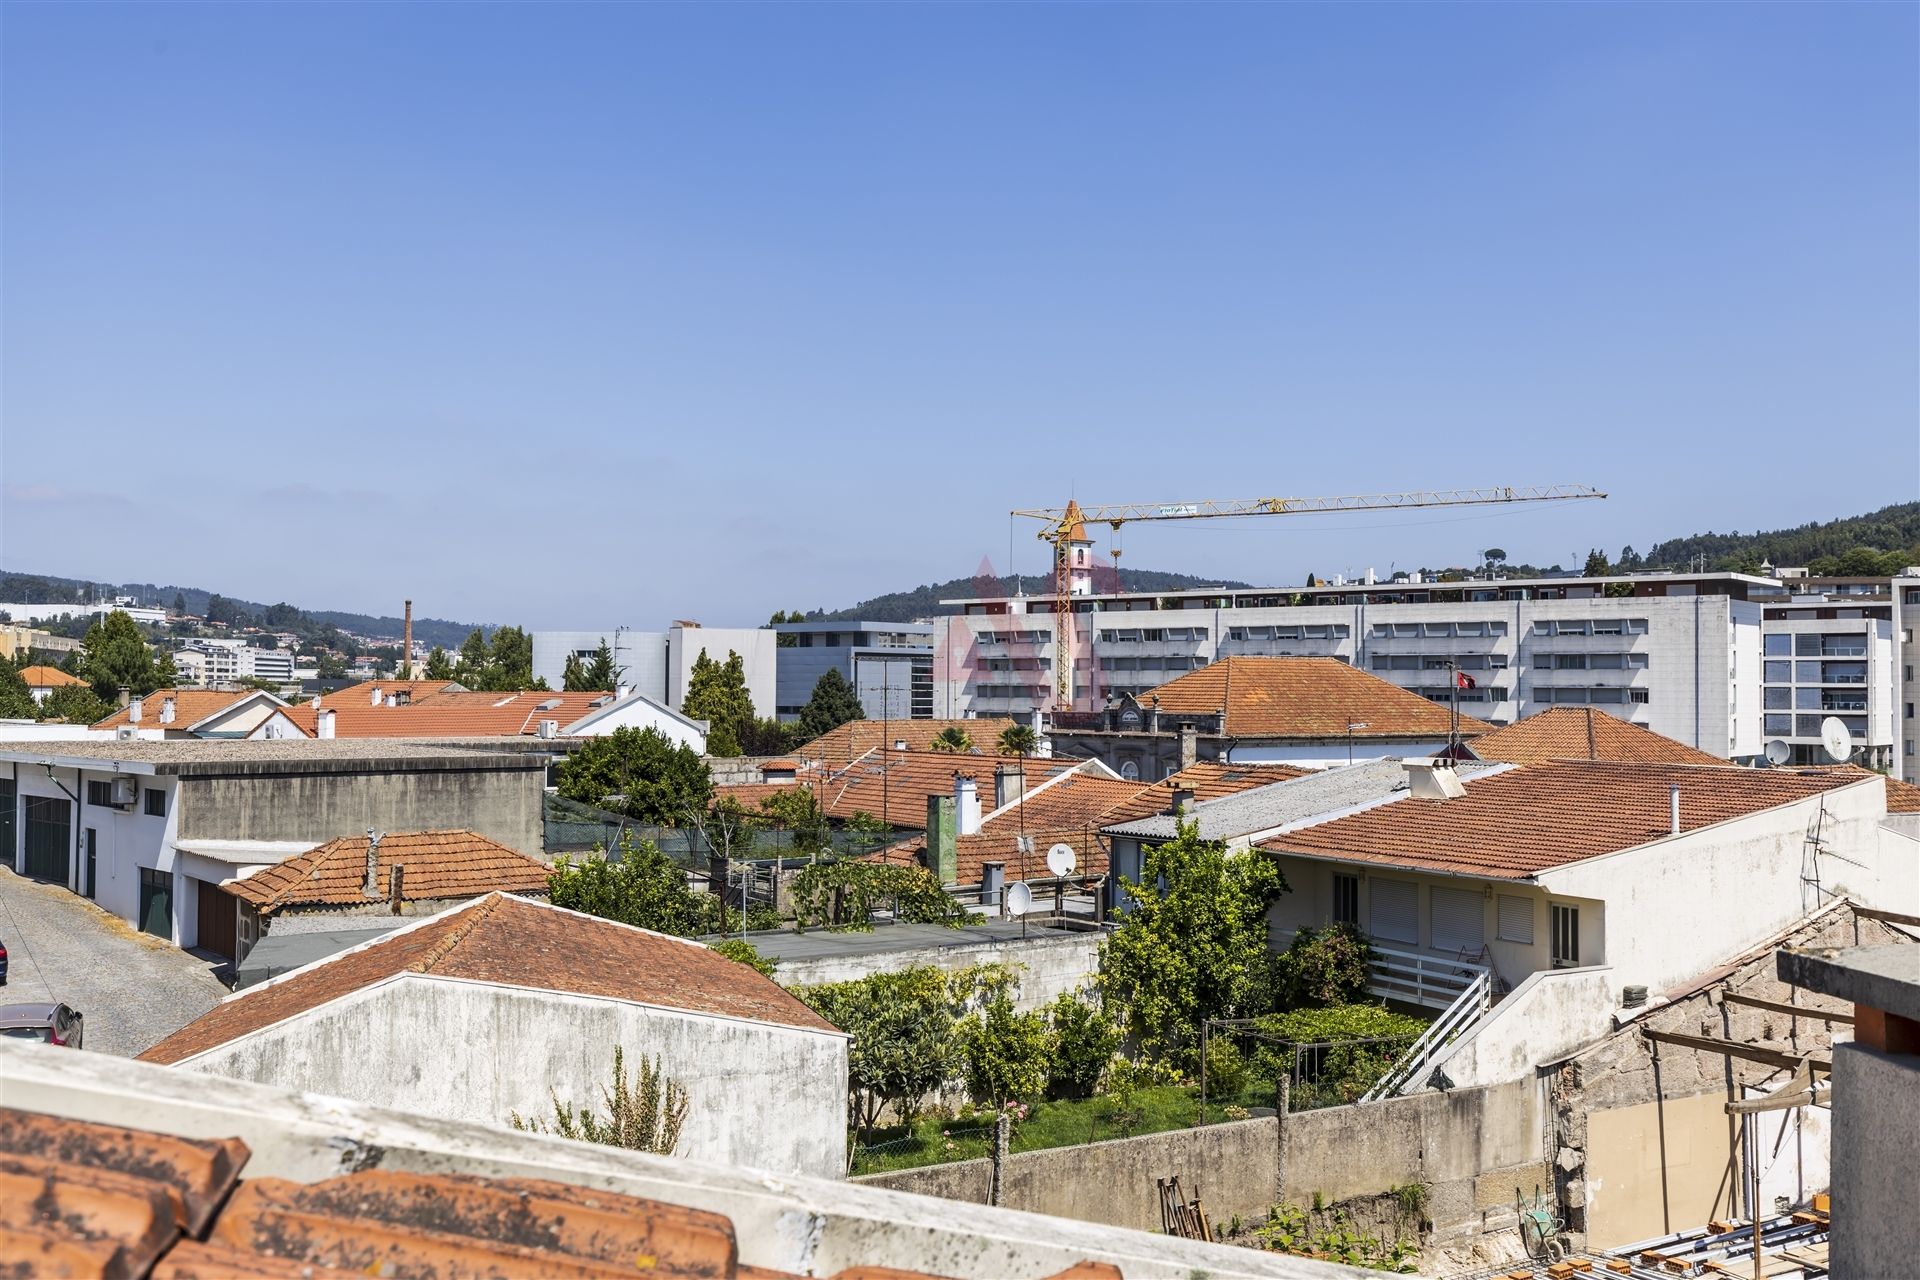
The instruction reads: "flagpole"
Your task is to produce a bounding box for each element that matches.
[1448,659,1459,759]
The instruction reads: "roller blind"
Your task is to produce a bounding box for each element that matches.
[1370,879,1419,945]
[1431,886,1484,954]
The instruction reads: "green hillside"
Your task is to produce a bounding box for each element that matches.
[1638,502,1920,576]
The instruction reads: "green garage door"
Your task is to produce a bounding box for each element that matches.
[21,795,69,883]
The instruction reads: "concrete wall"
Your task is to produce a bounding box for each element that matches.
[779,932,1101,1012]
[178,973,848,1180]
[177,761,547,856]
[7,761,179,936]
[1434,967,1617,1090]
[667,627,776,717]
[1829,1041,1920,1278]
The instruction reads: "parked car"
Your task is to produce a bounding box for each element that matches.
[0,1003,83,1049]
[0,939,8,985]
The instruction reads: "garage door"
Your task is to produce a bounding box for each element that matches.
[1431,886,1485,955]
[21,796,69,883]
[195,878,237,959]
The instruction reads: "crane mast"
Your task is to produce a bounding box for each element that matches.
[1012,484,1607,706]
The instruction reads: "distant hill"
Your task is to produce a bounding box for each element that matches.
[1638,502,1920,576]
[0,571,487,649]
[810,568,1254,623]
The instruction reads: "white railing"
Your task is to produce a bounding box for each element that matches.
[1359,968,1492,1103]
[1365,942,1488,1010]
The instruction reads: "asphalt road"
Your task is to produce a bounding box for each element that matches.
[0,866,229,1057]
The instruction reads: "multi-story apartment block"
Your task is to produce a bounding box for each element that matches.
[772,621,935,721]
[530,623,776,715]
[173,639,296,689]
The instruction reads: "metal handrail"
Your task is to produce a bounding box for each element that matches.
[1358,969,1492,1104]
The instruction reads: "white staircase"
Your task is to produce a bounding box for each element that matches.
[1358,969,1492,1103]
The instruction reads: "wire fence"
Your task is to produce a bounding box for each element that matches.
[1201,1021,1424,1116]
[849,1123,997,1176]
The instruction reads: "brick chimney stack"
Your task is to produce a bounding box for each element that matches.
[402,600,413,679]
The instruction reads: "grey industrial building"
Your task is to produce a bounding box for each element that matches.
[773,620,935,721]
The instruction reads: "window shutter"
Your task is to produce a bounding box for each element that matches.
[1497,894,1535,944]
[1431,886,1484,954]
[1370,879,1419,945]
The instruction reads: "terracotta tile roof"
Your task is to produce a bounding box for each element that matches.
[1795,764,1920,814]
[794,718,1019,766]
[139,894,836,1066]
[814,749,1088,829]
[17,664,86,688]
[1142,657,1491,739]
[1159,760,1314,803]
[225,830,549,913]
[714,781,806,810]
[1261,760,1868,880]
[278,689,616,738]
[95,689,268,730]
[1469,706,1724,766]
[0,1104,1120,1280]
[325,679,462,705]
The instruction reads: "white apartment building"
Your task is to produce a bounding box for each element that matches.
[173,638,296,689]
[932,571,1912,763]
[530,623,776,714]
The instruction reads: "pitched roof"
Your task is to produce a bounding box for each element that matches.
[276,689,618,738]
[793,718,1019,766]
[1261,760,1867,880]
[1158,760,1314,803]
[17,665,86,688]
[326,679,463,705]
[1469,706,1723,766]
[139,894,836,1065]
[1796,764,1920,814]
[812,748,1090,829]
[95,689,273,730]
[1139,656,1490,740]
[225,830,549,913]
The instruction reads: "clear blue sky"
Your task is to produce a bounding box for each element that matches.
[3,3,1914,627]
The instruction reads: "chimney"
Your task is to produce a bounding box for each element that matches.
[1404,758,1467,800]
[1178,724,1199,772]
[994,763,1026,809]
[159,696,176,725]
[893,739,908,752]
[369,685,383,706]
[925,794,957,885]
[402,599,413,678]
[388,864,406,914]
[385,694,398,707]
[955,774,981,836]
[363,830,383,898]
[1670,784,1681,836]
[616,683,632,700]
[316,708,336,739]
[1170,787,1196,815]
[129,696,144,724]
[980,861,1005,909]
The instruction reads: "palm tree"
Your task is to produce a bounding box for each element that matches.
[929,726,974,753]
[997,723,1037,756]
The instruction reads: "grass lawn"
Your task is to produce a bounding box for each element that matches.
[849,1085,1221,1175]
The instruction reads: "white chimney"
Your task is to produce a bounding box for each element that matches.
[1364,567,1377,585]
[128,696,144,724]
[994,764,1026,810]
[159,696,177,725]
[386,694,398,707]
[955,775,982,836]
[317,708,336,739]
[894,739,908,752]
[616,683,632,700]
[369,685,383,706]
[1404,758,1467,800]
[1670,784,1681,836]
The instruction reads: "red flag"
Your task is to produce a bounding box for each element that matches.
[1456,671,1477,689]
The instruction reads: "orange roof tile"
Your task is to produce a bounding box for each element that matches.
[1795,764,1920,814]
[813,749,1087,829]
[794,718,1019,766]
[1142,657,1491,740]
[17,664,86,688]
[225,830,549,913]
[139,894,836,1067]
[279,689,616,738]
[325,679,461,705]
[95,689,269,730]
[1469,706,1724,766]
[1160,760,1313,803]
[0,1103,1119,1280]
[1261,760,1868,880]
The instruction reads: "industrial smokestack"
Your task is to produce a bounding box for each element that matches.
[403,600,413,679]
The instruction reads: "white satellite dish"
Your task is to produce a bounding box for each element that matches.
[1820,717,1853,764]
[1763,739,1793,767]
[1046,842,1078,878]
[1005,881,1035,918]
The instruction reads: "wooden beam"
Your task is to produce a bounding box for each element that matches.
[1721,991,1854,1024]
[1727,1088,1829,1115]
[1643,1028,1831,1074]
[1853,903,1920,929]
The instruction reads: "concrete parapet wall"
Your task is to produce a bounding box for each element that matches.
[779,930,1101,1012]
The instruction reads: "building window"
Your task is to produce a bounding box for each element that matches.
[144,788,166,817]
[85,780,114,807]
[1764,661,1791,682]
[1908,703,1915,720]
[1550,903,1580,968]
[1332,874,1359,927]
[1764,634,1792,657]
[1497,894,1534,945]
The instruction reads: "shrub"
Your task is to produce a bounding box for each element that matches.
[1270,923,1374,1009]
[708,939,776,977]
[790,860,970,932]
[1046,994,1120,1100]
[1248,1004,1428,1106]
[1203,1036,1249,1101]
[956,991,1051,1107]
[509,1046,688,1155]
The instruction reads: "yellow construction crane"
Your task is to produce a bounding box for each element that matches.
[1012,484,1607,705]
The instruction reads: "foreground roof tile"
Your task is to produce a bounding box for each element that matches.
[225,829,549,912]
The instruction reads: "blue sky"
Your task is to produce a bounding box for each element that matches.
[3,3,1914,627]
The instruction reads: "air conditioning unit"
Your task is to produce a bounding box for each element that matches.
[115,727,138,741]
[537,720,559,739]
[109,776,138,808]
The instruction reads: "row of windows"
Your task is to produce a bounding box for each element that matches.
[1373,653,1509,671]
[1097,656,1208,673]
[1369,620,1510,639]
[1764,713,1870,738]
[1764,633,1871,657]
[974,630,1052,647]
[81,780,167,816]
[1413,686,1510,704]
[1222,624,1352,641]
[1764,687,1870,711]
[1332,874,1580,965]
[1533,687,1652,705]
[1531,618,1650,637]
[1763,661,1868,684]
[1098,626,1212,643]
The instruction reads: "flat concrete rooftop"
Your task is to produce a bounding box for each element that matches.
[0,738,557,774]
[722,918,1092,964]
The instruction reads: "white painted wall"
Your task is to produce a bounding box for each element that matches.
[776,932,1102,1012]
[565,693,708,753]
[1227,739,1453,768]
[1429,966,1617,1089]
[667,627,777,718]
[6,760,178,937]
[175,973,848,1180]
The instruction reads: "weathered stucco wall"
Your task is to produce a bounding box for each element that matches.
[779,931,1102,1012]
[178,762,547,856]
[1435,966,1617,1090]
[179,974,848,1180]
[1829,1042,1920,1278]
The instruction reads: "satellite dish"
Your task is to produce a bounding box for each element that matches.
[1046,842,1078,878]
[1005,881,1034,918]
[1763,739,1793,767]
[1820,717,1853,764]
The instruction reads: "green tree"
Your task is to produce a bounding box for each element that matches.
[755,786,832,853]
[1616,545,1643,571]
[565,639,619,692]
[80,610,176,701]
[0,659,36,720]
[1269,923,1374,1009]
[1098,819,1288,1068]
[1583,549,1611,577]
[682,649,755,758]
[424,646,455,680]
[767,610,805,647]
[316,651,349,679]
[798,968,959,1137]
[38,684,112,726]
[797,668,865,740]
[1046,994,1120,1100]
[736,716,799,756]
[929,725,973,753]
[1481,548,1507,569]
[170,593,186,615]
[957,983,1052,1107]
[556,726,714,825]
[708,938,777,977]
[509,1046,689,1155]
[997,723,1038,756]
[546,832,723,935]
